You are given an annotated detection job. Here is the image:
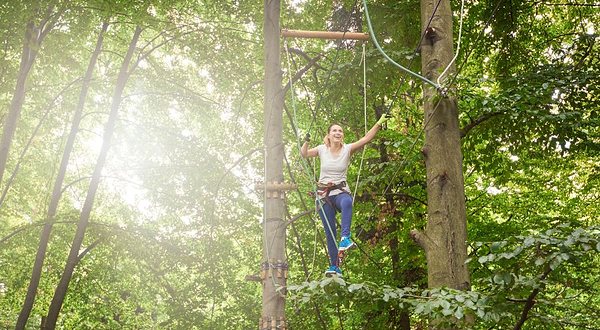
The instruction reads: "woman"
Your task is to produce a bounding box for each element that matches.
[301,114,389,276]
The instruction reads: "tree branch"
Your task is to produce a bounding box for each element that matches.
[460,110,506,138]
[77,238,102,261]
[0,78,82,208]
[530,1,600,8]
[409,229,432,252]
[512,268,553,330]
[286,48,326,71]
[286,208,316,227]
[282,53,322,95]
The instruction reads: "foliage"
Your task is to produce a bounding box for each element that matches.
[288,225,600,329]
[0,0,597,328]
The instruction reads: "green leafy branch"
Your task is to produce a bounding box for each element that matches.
[288,225,600,328]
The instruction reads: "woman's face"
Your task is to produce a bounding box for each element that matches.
[328,124,344,144]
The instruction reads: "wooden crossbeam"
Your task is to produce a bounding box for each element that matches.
[281,29,370,41]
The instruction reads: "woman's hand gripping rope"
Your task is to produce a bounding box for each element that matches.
[376,113,392,129]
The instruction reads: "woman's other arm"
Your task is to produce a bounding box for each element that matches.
[301,133,319,158]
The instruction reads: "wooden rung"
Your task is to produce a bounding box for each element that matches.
[259,316,287,330]
[245,274,262,282]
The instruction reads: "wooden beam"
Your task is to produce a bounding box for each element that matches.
[281,29,370,41]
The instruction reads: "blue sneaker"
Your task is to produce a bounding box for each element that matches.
[324,265,342,277]
[338,235,356,252]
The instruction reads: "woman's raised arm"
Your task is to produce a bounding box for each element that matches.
[350,114,390,155]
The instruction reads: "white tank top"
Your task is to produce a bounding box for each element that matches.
[317,143,353,197]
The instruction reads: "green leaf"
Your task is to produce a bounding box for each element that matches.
[550,256,562,270]
[490,241,504,252]
[348,283,364,292]
[332,276,346,286]
[455,306,464,319]
[440,299,451,310]
[523,237,536,247]
[493,271,512,285]
[442,306,453,316]
[477,308,486,319]
[415,303,425,314]
[493,274,504,284]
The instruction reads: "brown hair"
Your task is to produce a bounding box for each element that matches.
[323,123,343,147]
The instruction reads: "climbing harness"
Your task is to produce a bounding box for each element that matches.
[313,181,349,212]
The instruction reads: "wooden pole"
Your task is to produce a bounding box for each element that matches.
[281,29,370,40]
[262,0,287,328]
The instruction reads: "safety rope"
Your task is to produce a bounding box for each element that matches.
[355,0,506,242]
[353,42,368,204]
[306,0,361,133]
[437,0,465,86]
[362,0,443,93]
[382,0,444,116]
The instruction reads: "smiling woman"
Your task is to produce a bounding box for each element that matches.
[300,114,389,276]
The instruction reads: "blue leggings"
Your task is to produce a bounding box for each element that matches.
[317,193,353,266]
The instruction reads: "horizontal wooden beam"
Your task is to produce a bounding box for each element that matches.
[281,29,370,41]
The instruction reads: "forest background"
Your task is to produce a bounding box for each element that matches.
[0,0,598,329]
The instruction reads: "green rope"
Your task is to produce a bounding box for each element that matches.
[362,0,443,92]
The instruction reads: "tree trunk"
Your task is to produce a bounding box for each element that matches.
[42,25,142,330]
[0,23,38,187]
[0,8,59,187]
[261,0,287,328]
[411,0,470,327]
[15,22,109,330]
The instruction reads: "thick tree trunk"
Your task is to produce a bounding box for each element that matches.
[42,25,142,330]
[15,22,108,330]
[261,0,287,328]
[411,0,470,327]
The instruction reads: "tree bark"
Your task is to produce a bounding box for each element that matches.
[42,25,142,330]
[0,23,38,187]
[0,7,60,187]
[261,0,287,328]
[15,22,109,330]
[411,0,471,327]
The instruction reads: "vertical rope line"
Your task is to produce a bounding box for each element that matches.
[353,42,368,204]
[284,40,338,260]
[362,0,441,90]
[437,0,466,85]
[307,0,361,133]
